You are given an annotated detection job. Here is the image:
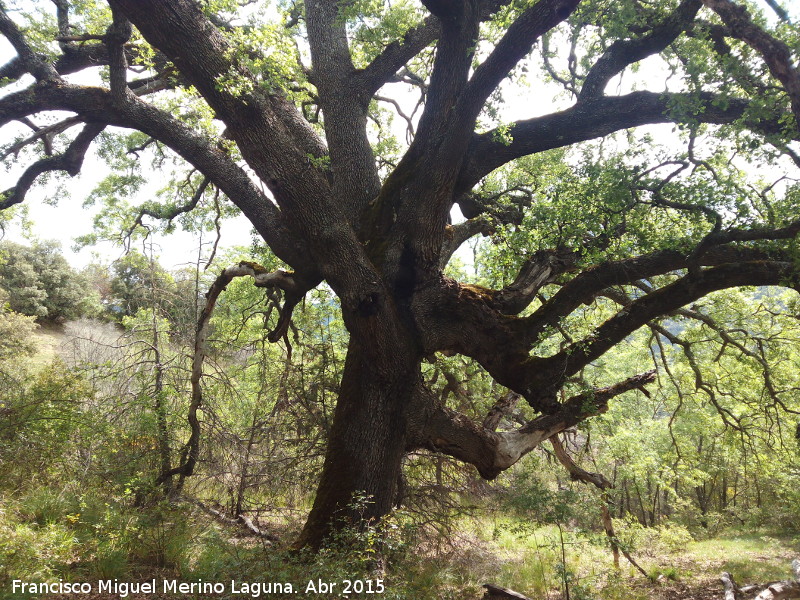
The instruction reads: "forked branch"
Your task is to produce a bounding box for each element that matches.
[413,371,656,480]
[702,0,800,128]
[522,261,794,401]
[358,15,440,96]
[158,262,313,487]
[0,123,105,210]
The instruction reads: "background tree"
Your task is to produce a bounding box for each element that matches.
[0,240,100,321]
[0,287,36,377]
[109,250,173,316]
[1,0,800,550]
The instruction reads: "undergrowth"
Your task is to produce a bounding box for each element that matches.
[1,487,798,600]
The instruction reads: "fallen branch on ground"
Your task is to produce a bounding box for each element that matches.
[721,559,800,600]
[482,583,533,600]
[180,496,278,543]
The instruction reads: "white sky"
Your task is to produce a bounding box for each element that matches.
[0,1,797,271]
[0,34,255,271]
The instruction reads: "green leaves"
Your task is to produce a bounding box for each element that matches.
[0,291,37,361]
[341,0,428,68]
[215,5,308,99]
[0,240,100,321]
[80,130,238,247]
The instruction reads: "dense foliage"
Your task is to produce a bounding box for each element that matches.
[1,245,798,598]
[2,0,800,596]
[0,240,99,320]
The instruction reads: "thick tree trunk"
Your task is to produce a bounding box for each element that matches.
[295,336,419,549]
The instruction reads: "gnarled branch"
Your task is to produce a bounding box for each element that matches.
[702,0,800,129]
[0,123,105,210]
[412,370,656,480]
[158,262,315,486]
[578,0,702,102]
[489,249,578,315]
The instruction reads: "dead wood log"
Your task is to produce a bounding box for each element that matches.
[180,495,278,542]
[753,580,800,600]
[722,559,800,600]
[482,583,533,599]
[722,572,743,600]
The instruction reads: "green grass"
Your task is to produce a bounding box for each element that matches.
[458,515,800,599]
[687,531,800,583]
[29,323,66,369]
[1,491,798,600]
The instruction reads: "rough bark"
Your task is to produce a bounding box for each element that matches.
[296,338,420,549]
[2,0,800,551]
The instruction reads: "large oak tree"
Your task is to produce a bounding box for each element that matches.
[1,0,799,548]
